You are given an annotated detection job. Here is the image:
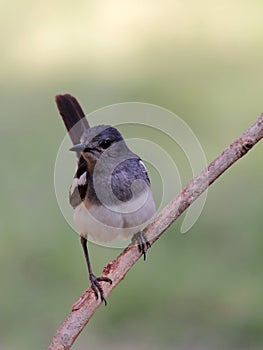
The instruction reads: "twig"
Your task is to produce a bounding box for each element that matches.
[49,101,263,349]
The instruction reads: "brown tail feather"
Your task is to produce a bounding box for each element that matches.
[55,94,90,147]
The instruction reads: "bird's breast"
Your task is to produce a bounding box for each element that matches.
[73,190,156,243]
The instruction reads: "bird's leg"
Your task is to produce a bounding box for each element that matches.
[132,230,151,260]
[80,236,112,305]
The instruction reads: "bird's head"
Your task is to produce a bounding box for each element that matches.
[70,125,125,167]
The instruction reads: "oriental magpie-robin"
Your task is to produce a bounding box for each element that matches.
[69,125,156,305]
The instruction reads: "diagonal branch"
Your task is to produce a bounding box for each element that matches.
[49,96,263,350]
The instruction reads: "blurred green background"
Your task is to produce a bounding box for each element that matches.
[1,1,263,349]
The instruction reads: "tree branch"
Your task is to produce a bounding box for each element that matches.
[49,99,263,349]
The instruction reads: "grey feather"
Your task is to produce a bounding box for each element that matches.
[111,158,150,202]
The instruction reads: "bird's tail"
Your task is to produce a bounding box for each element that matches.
[55,94,90,158]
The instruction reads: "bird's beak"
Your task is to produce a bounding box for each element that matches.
[69,143,86,152]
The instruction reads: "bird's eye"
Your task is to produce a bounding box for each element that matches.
[99,139,112,149]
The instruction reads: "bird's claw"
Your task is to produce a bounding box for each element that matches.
[132,231,151,260]
[90,273,112,305]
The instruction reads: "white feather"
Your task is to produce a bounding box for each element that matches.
[139,160,147,172]
[78,172,87,186]
[70,171,87,195]
[73,188,156,242]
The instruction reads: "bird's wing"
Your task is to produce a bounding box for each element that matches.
[138,159,151,185]
[111,158,151,202]
[69,155,88,208]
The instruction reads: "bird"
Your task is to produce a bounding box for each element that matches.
[69,124,156,305]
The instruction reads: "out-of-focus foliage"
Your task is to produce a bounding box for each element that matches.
[1,1,263,349]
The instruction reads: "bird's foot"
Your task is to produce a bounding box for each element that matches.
[132,231,151,260]
[71,274,112,311]
[89,273,112,306]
